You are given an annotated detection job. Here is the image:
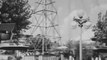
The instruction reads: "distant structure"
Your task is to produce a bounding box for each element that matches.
[31,0,61,54]
[0,23,16,42]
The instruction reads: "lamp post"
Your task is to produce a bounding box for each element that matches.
[73,16,91,60]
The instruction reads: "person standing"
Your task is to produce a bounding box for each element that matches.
[15,50,23,60]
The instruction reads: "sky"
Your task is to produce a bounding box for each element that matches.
[27,0,107,44]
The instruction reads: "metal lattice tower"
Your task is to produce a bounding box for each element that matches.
[31,0,61,54]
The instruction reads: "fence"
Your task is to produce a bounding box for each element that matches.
[23,55,60,60]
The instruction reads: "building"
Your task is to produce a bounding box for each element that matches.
[0,23,16,42]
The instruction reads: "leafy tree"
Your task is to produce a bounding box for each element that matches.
[92,11,107,45]
[0,0,32,35]
[66,40,79,59]
[30,34,52,52]
[66,40,93,60]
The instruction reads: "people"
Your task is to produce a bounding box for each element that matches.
[8,55,16,60]
[14,50,23,60]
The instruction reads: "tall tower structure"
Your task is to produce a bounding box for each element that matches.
[31,0,61,54]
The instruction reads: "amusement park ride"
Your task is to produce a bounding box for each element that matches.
[30,0,61,54]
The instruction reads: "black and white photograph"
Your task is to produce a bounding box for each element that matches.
[0,0,107,60]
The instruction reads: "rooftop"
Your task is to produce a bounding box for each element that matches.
[0,23,15,32]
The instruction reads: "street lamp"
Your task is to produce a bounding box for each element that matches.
[73,15,91,60]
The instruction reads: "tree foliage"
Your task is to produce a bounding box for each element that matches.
[0,0,32,34]
[66,40,93,60]
[66,40,79,59]
[30,34,52,52]
[92,11,107,43]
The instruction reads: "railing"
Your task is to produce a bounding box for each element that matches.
[23,55,60,60]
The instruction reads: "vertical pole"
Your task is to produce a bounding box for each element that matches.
[91,57,94,60]
[69,50,73,60]
[39,55,43,60]
[42,36,44,55]
[60,52,64,60]
[69,55,72,60]
[80,26,83,60]
[98,55,100,60]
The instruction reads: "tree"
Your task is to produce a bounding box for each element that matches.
[0,0,32,35]
[92,11,107,45]
[66,40,93,60]
[66,40,79,59]
[30,34,52,52]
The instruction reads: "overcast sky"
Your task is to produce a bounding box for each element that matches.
[27,0,107,44]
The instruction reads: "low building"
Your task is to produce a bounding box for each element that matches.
[0,23,16,42]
